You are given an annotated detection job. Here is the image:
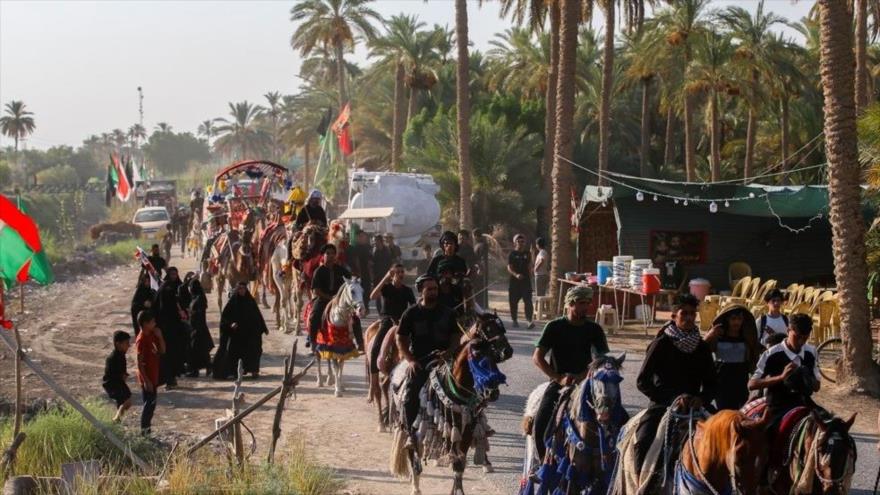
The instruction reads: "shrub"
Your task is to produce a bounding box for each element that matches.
[99,239,141,264]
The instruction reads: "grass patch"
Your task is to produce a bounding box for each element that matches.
[0,400,163,485]
[164,441,342,495]
[97,239,141,264]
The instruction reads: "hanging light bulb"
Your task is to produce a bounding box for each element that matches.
[683,199,689,206]
[724,200,730,208]
[674,198,679,204]
[601,201,607,207]
[709,201,718,213]
[653,195,658,202]
[749,192,756,198]
[636,191,644,202]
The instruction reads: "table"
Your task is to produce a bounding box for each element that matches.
[556,278,672,334]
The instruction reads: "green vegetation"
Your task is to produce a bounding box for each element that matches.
[98,239,141,264]
[0,401,162,484]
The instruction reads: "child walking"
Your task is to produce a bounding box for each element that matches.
[135,310,165,435]
[102,330,132,422]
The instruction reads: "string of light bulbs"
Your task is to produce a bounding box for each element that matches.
[557,153,828,233]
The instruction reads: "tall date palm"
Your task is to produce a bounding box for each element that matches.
[0,100,36,152]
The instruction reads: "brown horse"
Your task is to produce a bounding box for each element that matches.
[765,411,856,495]
[388,313,513,495]
[364,319,401,432]
[207,207,258,310]
[676,409,770,495]
[290,223,326,335]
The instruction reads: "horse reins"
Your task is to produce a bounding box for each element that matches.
[685,408,740,495]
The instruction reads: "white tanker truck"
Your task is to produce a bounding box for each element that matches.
[340,170,442,266]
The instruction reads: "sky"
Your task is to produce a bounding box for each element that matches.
[0,0,814,150]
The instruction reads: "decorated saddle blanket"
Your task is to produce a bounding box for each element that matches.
[741,398,810,466]
[315,318,357,360]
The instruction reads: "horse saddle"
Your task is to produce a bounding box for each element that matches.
[741,398,810,466]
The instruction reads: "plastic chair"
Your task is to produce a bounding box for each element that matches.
[749,279,777,313]
[783,285,804,315]
[730,276,751,299]
[698,300,720,332]
[812,299,836,344]
[729,262,752,291]
[743,277,762,301]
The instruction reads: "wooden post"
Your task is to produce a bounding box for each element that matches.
[185,359,314,457]
[268,339,298,464]
[232,360,244,466]
[0,432,26,477]
[0,330,151,472]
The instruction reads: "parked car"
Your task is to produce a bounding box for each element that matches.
[132,206,170,240]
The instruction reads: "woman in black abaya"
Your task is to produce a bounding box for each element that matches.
[213,282,268,379]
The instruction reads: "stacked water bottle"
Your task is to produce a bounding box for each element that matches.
[611,255,633,287]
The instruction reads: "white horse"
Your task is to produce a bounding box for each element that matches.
[313,277,365,397]
[269,231,295,334]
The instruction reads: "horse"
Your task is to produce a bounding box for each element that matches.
[520,353,628,495]
[291,223,327,335]
[388,313,513,495]
[364,318,399,432]
[674,409,770,495]
[610,394,708,495]
[253,219,293,331]
[207,207,258,310]
[312,277,366,397]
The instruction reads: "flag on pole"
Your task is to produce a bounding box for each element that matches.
[331,103,354,156]
[109,153,132,202]
[135,246,160,290]
[0,194,54,288]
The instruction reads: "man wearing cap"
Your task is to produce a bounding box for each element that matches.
[397,274,461,444]
[507,233,534,328]
[295,189,328,230]
[427,231,469,278]
[531,286,610,462]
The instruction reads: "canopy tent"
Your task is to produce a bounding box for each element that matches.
[577,180,875,291]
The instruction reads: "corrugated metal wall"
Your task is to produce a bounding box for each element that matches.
[612,197,835,291]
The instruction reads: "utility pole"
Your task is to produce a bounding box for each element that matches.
[137,86,144,128]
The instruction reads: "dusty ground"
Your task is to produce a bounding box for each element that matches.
[1,252,878,494]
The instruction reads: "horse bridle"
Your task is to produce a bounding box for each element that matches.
[810,427,856,491]
[685,407,743,495]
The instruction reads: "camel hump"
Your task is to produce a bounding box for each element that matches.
[377,325,400,374]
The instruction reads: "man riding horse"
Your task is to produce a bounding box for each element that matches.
[295,188,328,230]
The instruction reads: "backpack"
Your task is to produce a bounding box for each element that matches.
[760,313,788,344]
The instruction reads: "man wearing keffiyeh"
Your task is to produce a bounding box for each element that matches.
[632,293,717,470]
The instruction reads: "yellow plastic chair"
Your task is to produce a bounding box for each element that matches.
[744,277,762,301]
[730,276,751,298]
[729,262,752,291]
[698,300,720,332]
[752,279,777,305]
[812,297,836,344]
[783,285,804,315]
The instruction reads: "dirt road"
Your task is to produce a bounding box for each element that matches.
[2,252,878,494]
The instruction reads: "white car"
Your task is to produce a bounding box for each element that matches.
[133,206,170,239]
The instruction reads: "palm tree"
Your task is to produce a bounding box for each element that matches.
[128,123,147,148]
[290,0,383,107]
[455,0,473,229]
[214,101,271,160]
[548,0,580,304]
[765,33,806,179]
[198,119,219,145]
[264,91,283,160]
[621,26,667,178]
[280,88,337,190]
[0,100,35,152]
[688,30,734,181]
[718,0,788,180]
[486,28,548,99]
[300,46,364,87]
[650,0,710,181]
[155,122,173,133]
[112,128,127,150]
[817,0,880,394]
[854,0,880,113]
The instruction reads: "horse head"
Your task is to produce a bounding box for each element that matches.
[461,312,512,402]
[812,412,856,494]
[729,409,771,493]
[584,352,626,426]
[467,311,513,363]
[339,276,366,319]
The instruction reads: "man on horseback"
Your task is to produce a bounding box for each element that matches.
[308,244,351,348]
[295,189,328,230]
[427,231,469,278]
[633,294,717,470]
[531,286,609,463]
[748,313,821,428]
[396,274,461,446]
[368,264,415,378]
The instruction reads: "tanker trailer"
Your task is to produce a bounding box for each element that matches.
[342,171,441,267]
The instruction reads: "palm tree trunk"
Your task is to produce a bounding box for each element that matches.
[304,140,311,192]
[407,87,417,124]
[335,41,347,107]
[391,61,406,171]
[710,92,721,181]
[640,78,652,177]
[538,2,561,238]
[455,0,473,230]
[818,0,880,393]
[663,106,674,172]
[548,0,578,306]
[781,96,790,183]
[855,0,869,113]
[744,107,756,180]
[683,93,696,181]
[597,0,615,186]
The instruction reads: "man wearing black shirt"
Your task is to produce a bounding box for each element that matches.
[295,189,328,230]
[748,313,821,419]
[634,294,717,468]
[396,275,460,440]
[103,330,132,422]
[141,244,167,281]
[426,231,469,278]
[531,286,609,461]
[507,234,533,328]
[436,259,465,313]
[371,235,394,314]
[348,231,374,314]
[368,264,415,376]
[473,229,490,308]
[309,244,352,348]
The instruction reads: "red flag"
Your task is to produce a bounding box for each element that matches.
[331,103,350,134]
[337,127,353,156]
[332,103,354,156]
[111,153,131,202]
